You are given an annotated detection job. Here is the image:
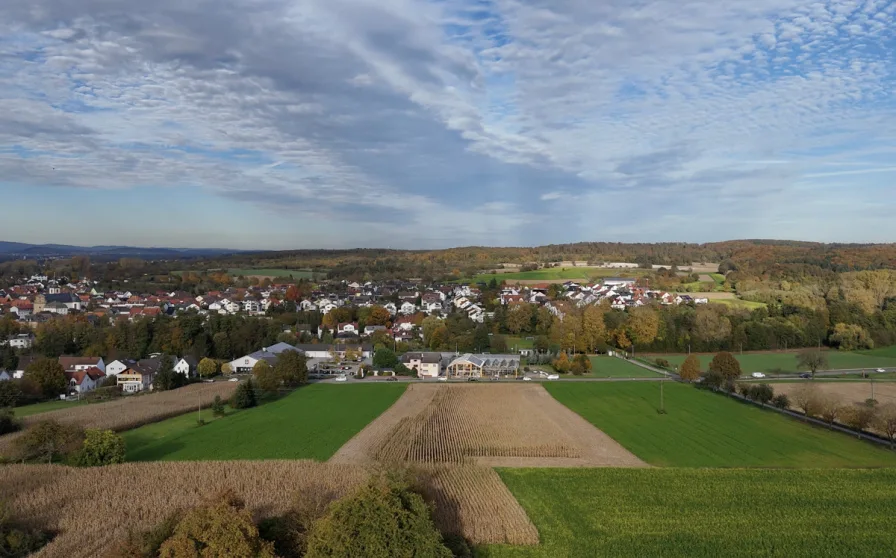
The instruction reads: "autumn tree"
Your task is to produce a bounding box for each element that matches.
[581,305,607,353]
[679,354,701,382]
[366,305,392,327]
[829,323,873,351]
[24,358,67,399]
[694,304,732,347]
[158,492,276,558]
[817,393,842,424]
[873,403,896,448]
[708,352,741,381]
[75,429,125,467]
[791,383,821,417]
[570,354,592,376]
[13,419,84,463]
[253,360,279,394]
[626,306,659,347]
[274,350,308,387]
[840,402,877,432]
[198,358,218,378]
[552,352,571,373]
[796,349,828,379]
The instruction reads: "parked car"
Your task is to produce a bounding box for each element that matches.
[799,373,811,379]
[876,368,886,373]
[334,375,347,382]
[228,377,239,382]
[523,377,532,382]
[438,376,447,382]
[467,377,478,382]
[751,372,766,378]
[385,376,398,382]
[546,374,560,380]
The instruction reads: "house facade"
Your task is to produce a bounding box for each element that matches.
[401,352,442,378]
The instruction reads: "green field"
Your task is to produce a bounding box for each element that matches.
[481,468,896,558]
[587,356,664,378]
[710,298,767,309]
[654,350,896,374]
[505,336,534,350]
[13,399,88,417]
[124,383,406,461]
[859,346,896,359]
[544,382,896,467]
[463,267,649,284]
[227,268,317,279]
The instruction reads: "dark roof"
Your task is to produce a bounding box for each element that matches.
[401,352,442,364]
[44,293,80,304]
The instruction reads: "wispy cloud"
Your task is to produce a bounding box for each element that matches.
[1,0,895,248]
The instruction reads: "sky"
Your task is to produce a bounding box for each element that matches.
[1,0,896,250]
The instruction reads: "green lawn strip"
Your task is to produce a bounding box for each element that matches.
[505,336,534,350]
[123,383,406,462]
[544,381,896,467]
[13,399,88,417]
[654,350,896,374]
[480,468,896,558]
[859,346,896,359]
[586,356,663,378]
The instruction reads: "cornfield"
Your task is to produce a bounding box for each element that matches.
[0,382,238,458]
[0,461,537,556]
[332,383,646,467]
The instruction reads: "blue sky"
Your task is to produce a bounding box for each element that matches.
[1,0,895,249]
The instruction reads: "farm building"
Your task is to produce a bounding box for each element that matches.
[446,354,520,378]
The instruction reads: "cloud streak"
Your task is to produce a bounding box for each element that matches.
[1,0,896,248]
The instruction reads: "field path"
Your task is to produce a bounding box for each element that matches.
[330,383,646,468]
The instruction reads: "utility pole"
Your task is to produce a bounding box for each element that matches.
[198,388,202,423]
[659,377,666,414]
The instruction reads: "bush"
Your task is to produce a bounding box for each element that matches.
[0,407,22,436]
[12,420,84,464]
[157,491,276,557]
[442,534,473,558]
[699,370,725,390]
[654,358,671,369]
[749,384,774,405]
[231,379,257,409]
[708,352,742,381]
[75,429,125,467]
[771,394,790,409]
[305,477,452,558]
[0,502,52,558]
[107,512,181,558]
[259,485,340,558]
[211,395,226,417]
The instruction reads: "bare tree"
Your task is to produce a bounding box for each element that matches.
[817,393,843,425]
[791,384,821,417]
[796,349,828,379]
[873,403,896,448]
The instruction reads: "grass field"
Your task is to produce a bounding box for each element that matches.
[544,382,896,467]
[124,383,406,462]
[227,267,317,278]
[506,336,534,350]
[481,468,896,558]
[587,356,664,378]
[12,399,87,417]
[462,267,649,284]
[859,346,896,359]
[711,298,767,309]
[654,350,896,374]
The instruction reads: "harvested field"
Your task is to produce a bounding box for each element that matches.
[331,383,646,468]
[0,382,238,458]
[772,381,896,408]
[0,461,536,556]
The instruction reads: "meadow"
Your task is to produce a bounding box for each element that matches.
[587,356,664,378]
[653,350,896,374]
[462,267,649,283]
[226,267,318,278]
[12,399,87,417]
[482,468,896,558]
[544,382,896,467]
[124,383,406,461]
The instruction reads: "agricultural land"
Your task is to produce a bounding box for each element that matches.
[651,350,896,375]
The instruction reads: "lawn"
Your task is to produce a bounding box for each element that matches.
[123,383,406,461]
[13,399,88,417]
[654,350,896,374]
[711,298,767,309]
[587,356,664,378]
[505,336,534,350]
[544,381,896,467]
[859,346,896,359]
[481,468,896,558]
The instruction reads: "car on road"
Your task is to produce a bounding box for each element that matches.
[228,377,240,382]
[523,377,532,381]
[546,374,560,380]
[385,376,398,382]
[342,366,352,371]
[876,368,886,373]
[751,372,766,378]
[799,373,811,379]
[438,376,447,382]
[334,375,347,382]
[467,377,478,382]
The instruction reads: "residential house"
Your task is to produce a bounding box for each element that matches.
[174,356,198,377]
[400,352,442,378]
[66,367,105,394]
[226,343,302,374]
[364,325,387,336]
[337,322,360,336]
[0,370,11,382]
[3,333,35,349]
[116,358,163,393]
[105,359,135,376]
[399,301,417,315]
[59,356,106,374]
[383,302,397,316]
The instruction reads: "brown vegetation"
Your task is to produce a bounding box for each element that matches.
[0,383,237,458]
[331,383,646,468]
[0,461,536,557]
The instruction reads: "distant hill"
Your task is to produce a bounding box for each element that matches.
[0,241,241,259]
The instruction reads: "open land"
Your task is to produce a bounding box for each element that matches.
[588,356,664,378]
[125,383,407,461]
[0,382,238,458]
[12,399,88,418]
[771,381,896,409]
[481,468,896,558]
[544,381,896,467]
[652,350,896,374]
[462,267,651,284]
[331,383,646,468]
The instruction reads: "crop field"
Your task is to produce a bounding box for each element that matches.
[12,399,87,417]
[331,383,645,468]
[0,461,536,557]
[462,267,649,284]
[771,381,896,409]
[653,350,896,374]
[481,468,896,558]
[588,356,663,378]
[125,383,407,461]
[0,382,238,458]
[544,382,896,467]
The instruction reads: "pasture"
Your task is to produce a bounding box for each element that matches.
[482,468,896,558]
[124,383,406,461]
[330,383,645,468]
[544,381,896,467]
[12,399,87,417]
[588,356,663,378]
[227,267,317,278]
[653,350,896,374]
[462,267,649,284]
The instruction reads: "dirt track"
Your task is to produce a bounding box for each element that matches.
[330,383,646,468]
